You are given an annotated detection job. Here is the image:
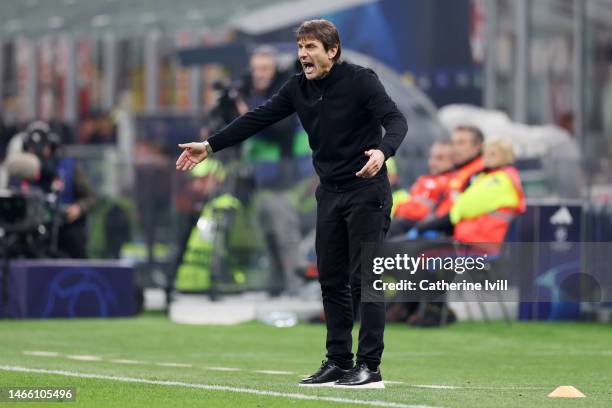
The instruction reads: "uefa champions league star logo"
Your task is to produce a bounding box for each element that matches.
[42,268,119,318]
[550,206,573,251]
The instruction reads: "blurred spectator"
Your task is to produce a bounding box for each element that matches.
[20,121,96,258]
[436,125,485,215]
[1,118,78,188]
[49,118,76,145]
[235,46,311,296]
[452,137,525,245]
[78,111,117,144]
[388,140,454,237]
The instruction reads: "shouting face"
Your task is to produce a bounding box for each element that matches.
[297,37,337,80]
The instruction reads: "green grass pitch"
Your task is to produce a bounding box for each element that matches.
[1,313,611,407]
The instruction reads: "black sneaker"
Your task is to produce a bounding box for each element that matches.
[299,360,351,387]
[333,362,385,389]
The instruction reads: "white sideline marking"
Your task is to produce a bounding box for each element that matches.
[17,353,553,392]
[254,370,295,375]
[459,385,550,390]
[156,362,192,368]
[0,365,440,408]
[111,359,144,365]
[66,355,102,361]
[205,366,242,372]
[409,384,549,390]
[23,351,59,357]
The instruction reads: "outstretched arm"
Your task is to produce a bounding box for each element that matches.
[176,78,296,171]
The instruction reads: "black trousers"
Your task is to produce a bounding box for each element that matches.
[315,176,392,369]
[58,220,88,259]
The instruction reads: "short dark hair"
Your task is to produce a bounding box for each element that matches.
[295,19,341,62]
[454,125,484,145]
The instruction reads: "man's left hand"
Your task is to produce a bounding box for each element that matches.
[356,149,385,178]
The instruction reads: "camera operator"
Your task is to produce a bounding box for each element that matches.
[233,46,312,296]
[21,121,96,258]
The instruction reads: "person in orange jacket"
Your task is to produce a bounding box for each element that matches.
[394,141,454,220]
[388,141,453,236]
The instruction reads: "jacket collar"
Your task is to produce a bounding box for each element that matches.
[454,154,482,170]
[312,61,345,87]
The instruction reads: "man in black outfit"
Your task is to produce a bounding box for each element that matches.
[176,19,407,388]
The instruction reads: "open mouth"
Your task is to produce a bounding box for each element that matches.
[302,62,315,75]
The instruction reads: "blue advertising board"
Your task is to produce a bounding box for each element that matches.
[518,205,583,320]
[5,260,136,318]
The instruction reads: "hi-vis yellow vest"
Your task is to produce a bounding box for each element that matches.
[174,194,243,291]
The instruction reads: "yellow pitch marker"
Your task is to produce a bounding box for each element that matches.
[548,386,586,398]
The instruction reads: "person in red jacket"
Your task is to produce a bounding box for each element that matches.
[388,141,453,236]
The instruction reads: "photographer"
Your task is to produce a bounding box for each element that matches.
[21,122,96,258]
[235,46,312,296]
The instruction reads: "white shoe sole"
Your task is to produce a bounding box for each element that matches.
[333,381,385,389]
[298,381,336,387]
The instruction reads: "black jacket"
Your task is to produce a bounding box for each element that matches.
[208,62,408,190]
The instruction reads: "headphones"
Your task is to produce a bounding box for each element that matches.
[22,121,61,155]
